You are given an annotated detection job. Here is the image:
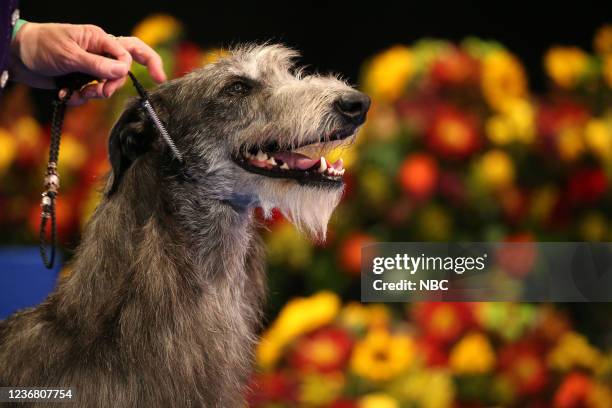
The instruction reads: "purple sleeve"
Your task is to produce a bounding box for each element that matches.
[0,0,20,91]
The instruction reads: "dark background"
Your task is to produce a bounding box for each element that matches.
[22,1,611,90]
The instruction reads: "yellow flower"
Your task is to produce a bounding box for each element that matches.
[418,205,452,241]
[579,212,608,241]
[544,46,589,89]
[58,134,87,174]
[530,185,558,222]
[594,24,612,55]
[589,382,612,408]
[359,393,400,408]
[351,328,415,381]
[256,292,341,369]
[298,373,344,406]
[504,98,536,143]
[388,370,455,408]
[363,46,413,102]
[486,115,514,145]
[339,303,391,331]
[486,99,536,145]
[266,221,313,268]
[476,149,515,190]
[132,14,182,47]
[360,167,391,206]
[481,51,527,111]
[0,128,17,174]
[557,126,585,162]
[585,119,612,160]
[13,116,42,151]
[548,331,604,372]
[603,54,612,88]
[449,332,496,374]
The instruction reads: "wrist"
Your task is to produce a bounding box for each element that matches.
[10,21,36,62]
[12,19,28,40]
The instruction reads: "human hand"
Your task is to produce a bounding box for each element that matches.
[10,23,166,105]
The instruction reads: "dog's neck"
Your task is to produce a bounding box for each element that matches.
[54,157,262,336]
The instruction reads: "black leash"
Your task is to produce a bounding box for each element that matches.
[39,72,180,269]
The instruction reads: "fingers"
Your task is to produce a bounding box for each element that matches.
[102,76,127,98]
[60,81,108,106]
[68,25,132,80]
[116,36,167,83]
[71,47,130,80]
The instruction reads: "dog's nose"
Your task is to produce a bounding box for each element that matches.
[334,91,371,125]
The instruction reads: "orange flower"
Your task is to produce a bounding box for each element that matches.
[412,302,474,345]
[398,153,439,200]
[553,372,592,408]
[594,24,612,55]
[426,105,481,159]
[288,327,353,374]
[338,233,376,275]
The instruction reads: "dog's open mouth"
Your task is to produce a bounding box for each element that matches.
[232,128,356,186]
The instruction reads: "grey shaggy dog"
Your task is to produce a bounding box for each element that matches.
[0,44,369,407]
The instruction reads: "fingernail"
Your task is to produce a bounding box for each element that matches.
[83,88,97,98]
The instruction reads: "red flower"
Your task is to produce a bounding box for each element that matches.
[499,342,548,396]
[246,372,296,407]
[500,187,530,225]
[288,327,354,373]
[537,101,589,139]
[412,302,475,345]
[329,399,358,408]
[426,105,481,160]
[495,233,538,279]
[566,168,607,205]
[174,42,203,77]
[338,233,376,275]
[553,372,593,408]
[399,153,439,200]
[431,48,479,87]
[415,336,448,367]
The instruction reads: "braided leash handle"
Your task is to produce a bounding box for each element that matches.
[39,71,180,269]
[40,89,73,269]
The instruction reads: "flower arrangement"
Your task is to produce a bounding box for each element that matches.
[263,25,612,308]
[248,292,612,407]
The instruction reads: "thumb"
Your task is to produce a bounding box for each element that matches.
[70,49,130,80]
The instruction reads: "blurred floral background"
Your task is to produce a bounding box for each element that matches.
[1,14,612,408]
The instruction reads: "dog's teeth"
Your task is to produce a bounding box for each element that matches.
[280,163,290,170]
[266,157,277,166]
[319,157,327,172]
[338,168,345,175]
[255,150,268,161]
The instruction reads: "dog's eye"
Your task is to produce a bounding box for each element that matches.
[224,80,252,96]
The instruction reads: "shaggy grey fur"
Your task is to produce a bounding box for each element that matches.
[0,44,368,407]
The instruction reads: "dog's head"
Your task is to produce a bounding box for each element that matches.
[108,44,370,239]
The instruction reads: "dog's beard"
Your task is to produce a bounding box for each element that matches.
[256,178,343,241]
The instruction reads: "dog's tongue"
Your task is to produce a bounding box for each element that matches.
[272,152,319,170]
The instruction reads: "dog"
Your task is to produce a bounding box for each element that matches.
[0,44,370,407]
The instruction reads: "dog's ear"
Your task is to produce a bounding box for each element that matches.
[107,102,153,196]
